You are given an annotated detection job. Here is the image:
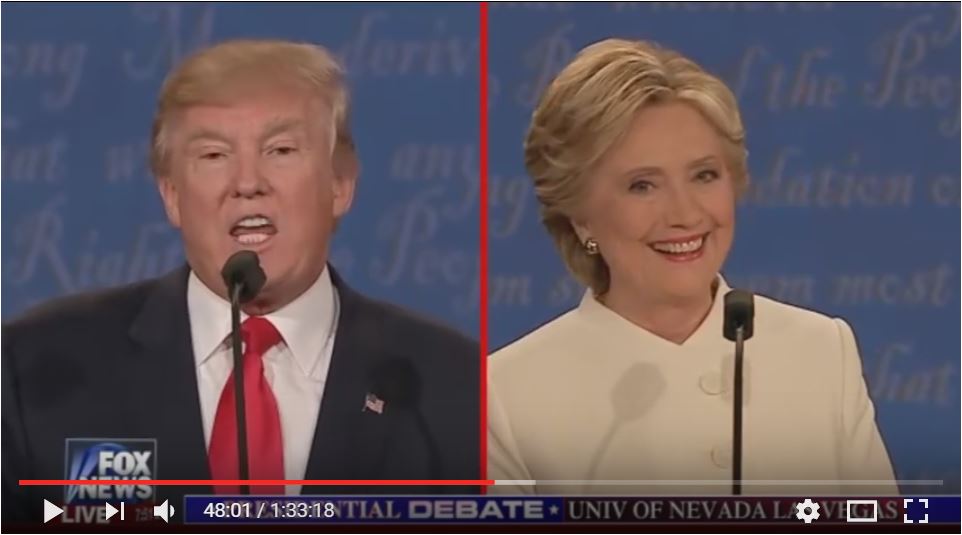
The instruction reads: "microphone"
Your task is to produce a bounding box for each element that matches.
[221,251,266,304]
[368,359,442,480]
[723,289,754,496]
[220,251,266,495]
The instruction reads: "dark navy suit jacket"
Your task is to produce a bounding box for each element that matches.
[2,266,480,525]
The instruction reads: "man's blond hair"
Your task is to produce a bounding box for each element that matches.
[150,39,354,177]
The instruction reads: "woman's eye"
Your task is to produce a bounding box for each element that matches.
[629,179,654,193]
[695,169,720,182]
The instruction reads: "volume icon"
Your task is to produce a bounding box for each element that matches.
[153,499,175,523]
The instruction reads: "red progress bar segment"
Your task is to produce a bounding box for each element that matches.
[21,479,496,486]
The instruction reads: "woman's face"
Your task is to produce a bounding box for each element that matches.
[574,101,736,305]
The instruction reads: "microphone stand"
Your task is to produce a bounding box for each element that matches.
[724,289,753,497]
[229,284,250,495]
[732,325,745,496]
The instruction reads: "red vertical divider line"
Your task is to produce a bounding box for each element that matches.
[478,0,490,494]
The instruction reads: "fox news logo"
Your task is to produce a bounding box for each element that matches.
[64,439,156,505]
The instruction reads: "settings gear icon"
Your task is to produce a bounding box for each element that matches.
[795,498,821,523]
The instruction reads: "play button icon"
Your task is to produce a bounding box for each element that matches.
[43,500,63,523]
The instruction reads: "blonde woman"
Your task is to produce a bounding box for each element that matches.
[488,39,896,496]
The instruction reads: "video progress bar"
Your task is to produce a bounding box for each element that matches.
[21,479,495,486]
[22,479,942,487]
[493,479,943,486]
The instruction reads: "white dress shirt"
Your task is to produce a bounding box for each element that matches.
[188,268,339,495]
[488,276,897,496]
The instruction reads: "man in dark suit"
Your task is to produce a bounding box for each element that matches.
[2,39,480,526]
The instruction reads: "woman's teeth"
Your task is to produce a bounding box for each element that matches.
[652,236,705,254]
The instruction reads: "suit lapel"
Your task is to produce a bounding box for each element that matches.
[302,270,393,492]
[128,266,213,498]
[125,266,398,495]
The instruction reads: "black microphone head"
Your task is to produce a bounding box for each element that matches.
[723,289,755,341]
[220,251,266,304]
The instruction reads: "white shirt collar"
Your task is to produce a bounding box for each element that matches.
[577,274,730,349]
[187,267,337,378]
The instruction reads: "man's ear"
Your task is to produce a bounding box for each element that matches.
[156,175,182,228]
[331,145,358,219]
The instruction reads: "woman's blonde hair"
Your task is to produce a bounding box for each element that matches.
[150,39,354,177]
[524,38,748,295]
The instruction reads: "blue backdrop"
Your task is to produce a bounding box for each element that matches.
[488,3,960,493]
[2,2,481,338]
[3,1,959,495]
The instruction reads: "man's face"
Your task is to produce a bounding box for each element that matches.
[157,85,356,312]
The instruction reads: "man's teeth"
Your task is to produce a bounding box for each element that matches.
[235,233,270,245]
[652,236,704,254]
[230,216,274,245]
[235,216,271,228]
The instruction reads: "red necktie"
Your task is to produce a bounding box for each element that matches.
[209,316,285,494]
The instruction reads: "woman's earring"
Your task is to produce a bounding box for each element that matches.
[584,238,599,255]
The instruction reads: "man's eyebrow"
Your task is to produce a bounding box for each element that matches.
[182,119,307,146]
[184,128,232,145]
[259,117,306,143]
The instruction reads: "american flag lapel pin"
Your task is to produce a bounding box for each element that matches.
[363,392,385,414]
